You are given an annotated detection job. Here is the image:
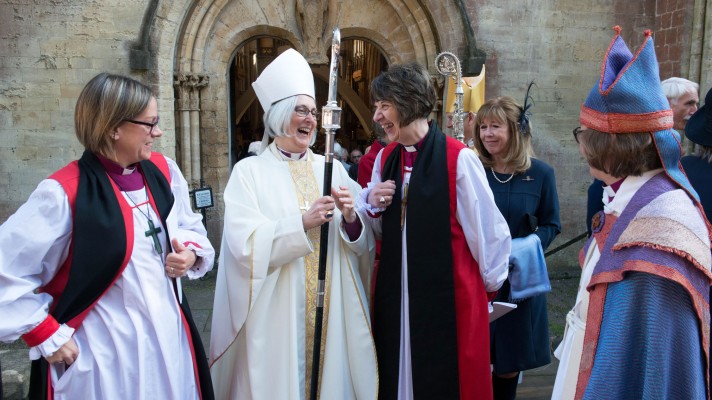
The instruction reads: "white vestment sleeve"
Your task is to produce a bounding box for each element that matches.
[332,159,374,254]
[164,157,215,279]
[355,150,385,239]
[0,180,72,342]
[210,156,315,363]
[455,148,511,292]
[332,160,376,299]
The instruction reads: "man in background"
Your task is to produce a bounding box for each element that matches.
[661,77,699,152]
[348,148,362,181]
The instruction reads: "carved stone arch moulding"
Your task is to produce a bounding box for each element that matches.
[219,25,304,67]
[146,0,481,246]
[338,28,399,66]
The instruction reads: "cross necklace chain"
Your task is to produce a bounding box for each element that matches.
[121,186,164,254]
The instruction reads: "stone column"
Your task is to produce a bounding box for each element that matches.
[685,0,710,154]
[174,73,209,185]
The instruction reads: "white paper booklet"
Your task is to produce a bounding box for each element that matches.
[488,301,517,322]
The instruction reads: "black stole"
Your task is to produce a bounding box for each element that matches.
[374,123,460,399]
[29,151,213,400]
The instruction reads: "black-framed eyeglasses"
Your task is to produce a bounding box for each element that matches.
[124,116,160,134]
[294,106,318,119]
[572,126,582,143]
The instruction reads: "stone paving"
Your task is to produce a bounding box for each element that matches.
[1,270,557,399]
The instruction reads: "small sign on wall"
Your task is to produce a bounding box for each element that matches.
[192,187,214,209]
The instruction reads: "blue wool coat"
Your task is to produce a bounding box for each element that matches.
[579,173,710,399]
[488,158,561,373]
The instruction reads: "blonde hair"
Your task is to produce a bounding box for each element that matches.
[74,73,153,158]
[473,96,533,173]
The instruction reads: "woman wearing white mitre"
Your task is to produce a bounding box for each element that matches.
[209,49,377,400]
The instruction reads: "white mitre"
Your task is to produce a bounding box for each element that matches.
[252,48,315,113]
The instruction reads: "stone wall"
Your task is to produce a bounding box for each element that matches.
[468,0,655,267]
[656,0,696,79]
[0,0,177,217]
[0,0,707,272]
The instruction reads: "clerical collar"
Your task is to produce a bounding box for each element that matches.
[604,177,626,203]
[97,154,145,191]
[402,134,426,152]
[401,135,427,168]
[277,146,307,161]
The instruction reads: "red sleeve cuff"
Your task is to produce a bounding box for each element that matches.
[183,241,203,249]
[367,210,383,218]
[486,291,498,302]
[21,315,60,347]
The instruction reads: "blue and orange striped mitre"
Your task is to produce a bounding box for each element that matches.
[580,26,673,133]
[581,26,700,203]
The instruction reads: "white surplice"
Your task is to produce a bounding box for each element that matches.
[551,170,659,400]
[210,143,377,400]
[357,147,511,399]
[0,157,214,399]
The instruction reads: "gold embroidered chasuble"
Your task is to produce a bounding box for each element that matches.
[210,142,378,400]
[287,155,331,398]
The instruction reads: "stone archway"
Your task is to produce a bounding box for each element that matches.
[160,0,478,239]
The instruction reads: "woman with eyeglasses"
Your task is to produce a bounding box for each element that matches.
[0,72,215,399]
[553,27,710,399]
[473,93,561,400]
[210,49,377,399]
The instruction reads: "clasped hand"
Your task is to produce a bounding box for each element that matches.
[165,238,197,278]
[302,186,357,231]
[368,180,396,208]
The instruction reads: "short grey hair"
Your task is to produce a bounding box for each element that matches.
[661,77,699,104]
[263,95,317,146]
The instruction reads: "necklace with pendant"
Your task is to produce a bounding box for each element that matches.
[491,167,515,184]
[119,185,164,254]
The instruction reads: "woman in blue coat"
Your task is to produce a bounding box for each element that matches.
[473,94,561,400]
